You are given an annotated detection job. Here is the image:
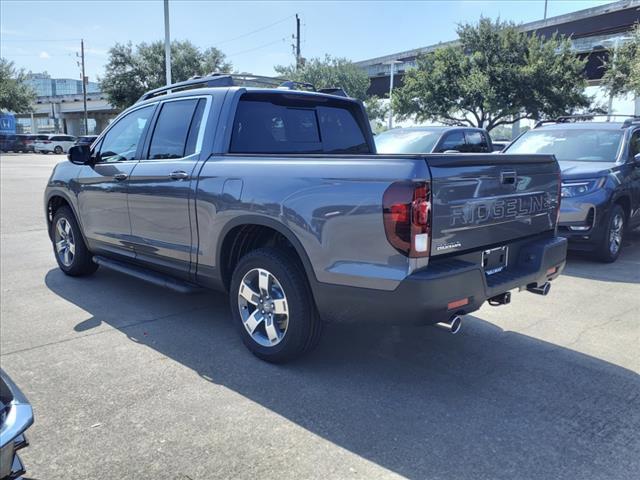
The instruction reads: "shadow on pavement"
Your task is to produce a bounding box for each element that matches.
[45,267,640,479]
[562,227,640,284]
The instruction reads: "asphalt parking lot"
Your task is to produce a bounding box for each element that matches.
[1,152,639,480]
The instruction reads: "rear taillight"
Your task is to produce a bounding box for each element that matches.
[43,140,51,144]
[383,181,431,257]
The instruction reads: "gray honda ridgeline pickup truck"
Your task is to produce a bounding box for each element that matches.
[44,74,567,362]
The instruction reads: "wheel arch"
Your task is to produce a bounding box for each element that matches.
[216,215,318,293]
[612,193,631,222]
[46,191,84,241]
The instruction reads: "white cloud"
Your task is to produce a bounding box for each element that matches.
[39,51,50,59]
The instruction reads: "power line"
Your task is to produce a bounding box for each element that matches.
[227,38,285,57]
[0,38,81,43]
[213,14,293,46]
[1,53,75,57]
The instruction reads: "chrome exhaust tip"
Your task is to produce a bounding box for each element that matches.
[527,282,551,296]
[436,315,462,334]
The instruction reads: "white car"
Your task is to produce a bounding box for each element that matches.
[34,134,76,154]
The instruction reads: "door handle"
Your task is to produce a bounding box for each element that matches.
[169,170,189,180]
[113,173,128,181]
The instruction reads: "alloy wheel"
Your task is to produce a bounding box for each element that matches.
[54,217,76,267]
[237,268,289,347]
[608,213,624,256]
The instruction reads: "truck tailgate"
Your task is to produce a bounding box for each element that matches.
[427,154,560,256]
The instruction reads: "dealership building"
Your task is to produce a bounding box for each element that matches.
[355,0,640,130]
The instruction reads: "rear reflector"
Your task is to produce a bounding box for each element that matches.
[447,297,470,310]
[546,267,558,275]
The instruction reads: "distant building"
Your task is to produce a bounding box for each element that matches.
[356,0,640,129]
[16,72,117,135]
[24,72,100,98]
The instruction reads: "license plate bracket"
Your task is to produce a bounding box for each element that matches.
[482,246,508,276]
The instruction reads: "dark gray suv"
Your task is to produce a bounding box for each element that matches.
[505,116,640,262]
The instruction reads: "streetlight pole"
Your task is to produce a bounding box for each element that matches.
[386,60,401,130]
[80,39,88,135]
[164,0,172,86]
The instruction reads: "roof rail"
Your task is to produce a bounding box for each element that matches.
[136,73,288,103]
[534,119,558,128]
[534,114,640,128]
[557,114,639,123]
[136,72,350,104]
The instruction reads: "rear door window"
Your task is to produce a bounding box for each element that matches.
[147,99,201,159]
[436,131,466,152]
[229,96,370,154]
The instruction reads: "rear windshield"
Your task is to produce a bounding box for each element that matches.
[506,129,623,162]
[375,129,441,154]
[229,95,371,154]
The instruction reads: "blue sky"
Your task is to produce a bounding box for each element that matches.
[1,0,614,82]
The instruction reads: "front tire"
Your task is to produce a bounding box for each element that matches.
[51,206,98,276]
[596,204,625,263]
[229,248,321,363]
[54,145,63,154]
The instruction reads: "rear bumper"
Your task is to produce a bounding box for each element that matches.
[314,234,567,325]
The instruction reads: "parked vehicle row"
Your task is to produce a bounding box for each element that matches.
[0,134,49,153]
[504,116,640,262]
[45,74,566,363]
[0,134,98,154]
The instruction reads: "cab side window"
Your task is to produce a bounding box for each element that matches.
[436,131,466,152]
[98,105,155,163]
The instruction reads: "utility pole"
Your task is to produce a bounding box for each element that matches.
[543,0,548,19]
[164,0,172,86]
[295,14,301,70]
[80,39,88,135]
[386,60,401,129]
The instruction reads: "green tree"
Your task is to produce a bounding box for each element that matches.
[393,18,592,131]
[101,40,232,110]
[364,96,390,132]
[275,55,370,101]
[602,23,640,98]
[0,58,35,113]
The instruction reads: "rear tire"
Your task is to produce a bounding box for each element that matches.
[229,247,321,363]
[596,204,625,263]
[51,206,98,276]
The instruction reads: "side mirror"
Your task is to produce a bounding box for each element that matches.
[68,145,91,165]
